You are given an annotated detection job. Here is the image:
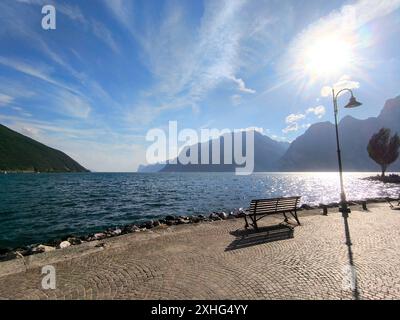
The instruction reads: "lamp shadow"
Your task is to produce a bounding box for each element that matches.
[342,214,360,300]
[225,224,294,252]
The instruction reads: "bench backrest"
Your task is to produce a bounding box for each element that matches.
[249,196,300,215]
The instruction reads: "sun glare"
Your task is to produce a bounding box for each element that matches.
[302,35,354,80]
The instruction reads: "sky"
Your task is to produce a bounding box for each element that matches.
[0,0,400,172]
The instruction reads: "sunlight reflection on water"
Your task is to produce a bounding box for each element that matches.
[0,172,399,247]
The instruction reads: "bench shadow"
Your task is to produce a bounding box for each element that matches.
[225,224,294,251]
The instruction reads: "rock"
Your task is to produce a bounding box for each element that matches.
[166,220,175,226]
[197,214,206,220]
[300,204,313,210]
[67,237,82,245]
[0,248,17,262]
[59,241,71,249]
[218,212,228,220]
[112,228,122,235]
[131,225,141,232]
[158,219,166,225]
[165,215,176,221]
[227,212,236,219]
[177,218,190,225]
[15,247,31,256]
[144,220,154,229]
[37,244,56,252]
[209,213,222,221]
[94,233,107,240]
[190,216,201,223]
[0,247,11,255]
[153,220,161,227]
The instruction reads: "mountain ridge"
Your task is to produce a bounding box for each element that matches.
[0,124,89,173]
[139,95,400,173]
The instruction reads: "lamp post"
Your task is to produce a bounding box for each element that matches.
[332,88,362,216]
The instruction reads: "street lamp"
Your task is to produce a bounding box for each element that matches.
[332,88,362,216]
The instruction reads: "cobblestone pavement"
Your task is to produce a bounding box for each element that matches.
[1,204,400,300]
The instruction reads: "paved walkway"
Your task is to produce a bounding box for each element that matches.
[1,204,400,300]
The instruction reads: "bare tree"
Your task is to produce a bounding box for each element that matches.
[367,128,400,177]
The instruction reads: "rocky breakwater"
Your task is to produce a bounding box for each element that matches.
[0,208,247,262]
[0,197,392,262]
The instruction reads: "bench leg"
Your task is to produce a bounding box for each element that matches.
[283,212,289,223]
[386,199,394,209]
[244,215,249,229]
[253,216,259,230]
[291,211,301,226]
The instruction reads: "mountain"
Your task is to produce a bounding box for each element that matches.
[137,163,166,173]
[0,124,89,172]
[160,131,289,172]
[280,96,400,171]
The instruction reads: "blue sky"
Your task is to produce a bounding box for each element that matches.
[0,0,400,171]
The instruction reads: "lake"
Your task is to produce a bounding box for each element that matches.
[1,172,399,248]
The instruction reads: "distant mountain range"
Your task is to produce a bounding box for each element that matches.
[281,95,400,171]
[0,124,88,173]
[139,95,400,173]
[160,131,289,172]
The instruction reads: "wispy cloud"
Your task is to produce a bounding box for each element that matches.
[321,75,361,97]
[0,93,14,106]
[285,113,305,124]
[15,0,120,53]
[118,0,277,124]
[306,105,326,118]
[283,105,325,134]
[0,56,78,94]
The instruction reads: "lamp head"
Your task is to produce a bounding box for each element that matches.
[344,96,362,108]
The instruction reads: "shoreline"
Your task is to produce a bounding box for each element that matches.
[0,196,394,262]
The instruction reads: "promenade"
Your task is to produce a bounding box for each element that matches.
[1,203,399,300]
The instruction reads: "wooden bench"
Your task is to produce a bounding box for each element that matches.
[244,196,301,230]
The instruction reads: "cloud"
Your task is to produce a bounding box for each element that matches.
[121,0,248,122]
[228,76,256,94]
[102,0,135,34]
[321,75,361,97]
[15,0,120,53]
[0,93,13,106]
[0,56,79,94]
[306,105,326,118]
[282,122,299,133]
[285,113,305,124]
[54,91,91,119]
[283,107,325,134]
[282,122,311,134]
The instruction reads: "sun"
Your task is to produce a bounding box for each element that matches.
[302,34,354,80]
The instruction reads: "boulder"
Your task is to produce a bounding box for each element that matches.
[209,213,222,221]
[153,220,161,227]
[227,212,236,219]
[165,215,176,221]
[37,244,56,252]
[177,218,190,225]
[218,212,228,220]
[143,220,154,229]
[59,241,71,249]
[67,237,82,245]
[190,216,201,223]
[94,233,107,240]
[114,228,122,235]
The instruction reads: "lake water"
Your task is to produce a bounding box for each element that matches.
[1,172,399,248]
